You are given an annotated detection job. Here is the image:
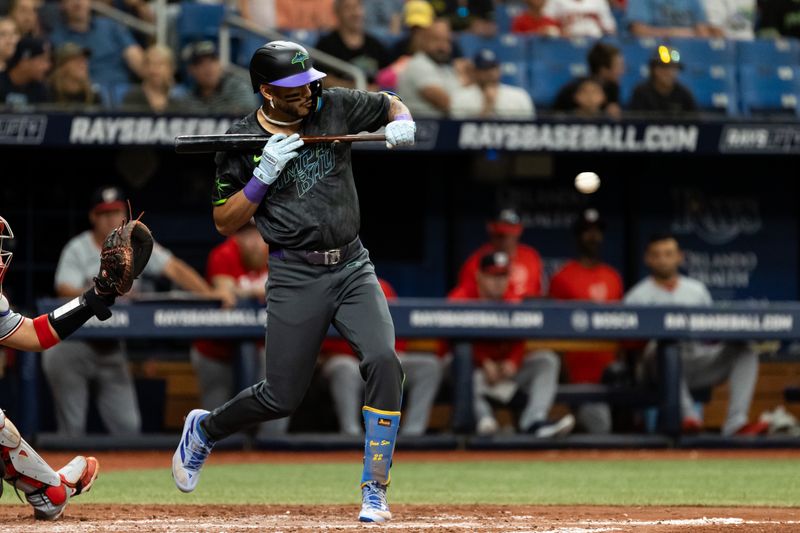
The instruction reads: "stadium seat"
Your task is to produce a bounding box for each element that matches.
[529,62,587,108]
[457,33,527,62]
[737,38,800,66]
[529,36,593,66]
[679,65,738,115]
[739,65,800,116]
[176,2,225,46]
[235,33,265,67]
[283,29,321,48]
[667,37,736,67]
[499,62,528,90]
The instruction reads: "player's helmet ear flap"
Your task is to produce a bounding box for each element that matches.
[0,216,14,293]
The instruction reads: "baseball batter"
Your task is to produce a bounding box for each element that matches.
[172,41,415,523]
[0,213,151,519]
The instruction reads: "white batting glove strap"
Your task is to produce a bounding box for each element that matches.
[253,133,304,185]
[385,120,416,149]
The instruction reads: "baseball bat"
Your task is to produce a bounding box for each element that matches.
[174,133,386,153]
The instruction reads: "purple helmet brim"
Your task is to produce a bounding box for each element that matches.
[269,67,327,88]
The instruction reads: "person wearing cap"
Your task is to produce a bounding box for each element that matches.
[0,17,20,72]
[628,45,697,115]
[628,0,714,37]
[43,186,234,437]
[315,0,391,89]
[449,251,575,438]
[121,44,187,113]
[511,0,561,36]
[48,41,103,106]
[0,34,50,106]
[457,208,543,301]
[49,0,145,87]
[548,209,623,434]
[183,40,256,114]
[449,48,534,119]
[554,42,624,118]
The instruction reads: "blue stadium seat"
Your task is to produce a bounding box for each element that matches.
[235,33,265,67]
[283,29,321,47]
[176,2,225,45]
[457,33,527,62]
[621,37,659,71]
[529,62,587,108]
[737,38,800,66]
[667,37,736,67]
[679,65,738,115]
[499,62,528,90]
[739,65,800,116]
[529,36,593,65]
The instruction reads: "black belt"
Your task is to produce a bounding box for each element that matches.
[269,237,362,266]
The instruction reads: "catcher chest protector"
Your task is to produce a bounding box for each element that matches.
[249,40,327,112]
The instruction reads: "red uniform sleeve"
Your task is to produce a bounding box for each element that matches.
[378,278,397,300]
[506,342,526,369]
[526,248,543,297]
[548,268,569,299]
[206,240,237,280]
[608,268,624,301]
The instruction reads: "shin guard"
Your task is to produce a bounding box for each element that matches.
[360,406,400,487]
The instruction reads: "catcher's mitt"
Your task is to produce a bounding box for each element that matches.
[94,216,154,299]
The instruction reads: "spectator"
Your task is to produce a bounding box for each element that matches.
[236,0,276,30]
[554,41,624,118]
[182,40,256,114]
[624,234,768,436]
[315,0,391,89]
[42,186,233,437]
[397,18,465,118]
[8,0,42,37]
[450,48,535,118]
[387,0,437,62]
[756,0,800,39]
[704,0,754,39]
[565,76,607,116]
[364,0,404,35]
[275,0,335,31]
[191,222,288,436]
[511,0,561,36]
[628,46,697,115]
[48,42,103,106]
[49,0,145,87]
[0,17,20,72]
[450,251,575,437]
[543,0,617,38]
[0,35,50,107]
[549,209,623,434]
[432,0,496,35]
[122,44,186,113]
[457,208,543,301]
[321,278,443,437]
[628,0,713,37]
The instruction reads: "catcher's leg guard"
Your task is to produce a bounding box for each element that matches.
[0,411,93,521]
[360,406,400,486]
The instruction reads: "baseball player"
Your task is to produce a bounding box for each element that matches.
[172,41,415,523]
[0,213,151,519]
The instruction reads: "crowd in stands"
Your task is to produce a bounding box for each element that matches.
[0,0,797,116]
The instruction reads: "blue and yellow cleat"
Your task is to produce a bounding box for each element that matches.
[172,409,214,493]
[358,481,392,523]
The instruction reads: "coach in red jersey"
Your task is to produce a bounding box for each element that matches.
[549,208,622,433]
[457,208,543,300]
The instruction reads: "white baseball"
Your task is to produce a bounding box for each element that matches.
[574,172,600,194]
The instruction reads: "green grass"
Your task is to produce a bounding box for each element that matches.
[3,460,799,507]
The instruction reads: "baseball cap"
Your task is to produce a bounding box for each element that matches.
[404,0,435,28]
[182,40,218,65]
[53,42,90,70]
[479,251,510,276]
[7,36,48,70]
[650,45,683,69]
[487,208,523,236]
[473,49,499,70]
[573,208,606,234]
[90,186,127,214]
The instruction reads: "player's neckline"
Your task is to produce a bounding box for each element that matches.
[259,107,302,126]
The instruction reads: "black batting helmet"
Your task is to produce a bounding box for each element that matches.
[249,40,327,93]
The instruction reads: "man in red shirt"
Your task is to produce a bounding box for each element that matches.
[458,208,543,301]
[321,278,442,436]
[191,222,287,435]
[549,209,622,433]
[451,251,574,437]
[512,0,561,35]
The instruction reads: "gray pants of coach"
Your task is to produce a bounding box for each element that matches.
[202,244,404,441]
[322,352,443,436]
[42,340,141,436]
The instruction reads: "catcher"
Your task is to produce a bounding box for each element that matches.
[0,212,152,520]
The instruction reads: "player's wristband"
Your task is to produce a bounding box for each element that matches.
[38,288,113,348]
[244,176,268,204]
[394,113,412,121]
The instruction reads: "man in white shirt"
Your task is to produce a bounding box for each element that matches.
[543,0,617,38]
[625,233,767,436]
[397,18,464,118]
[450,49,535,119]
